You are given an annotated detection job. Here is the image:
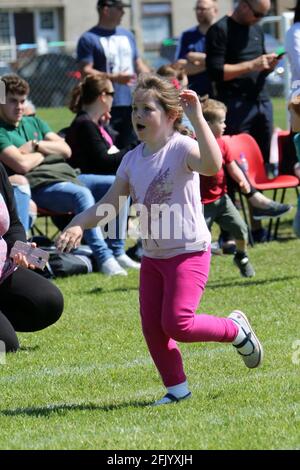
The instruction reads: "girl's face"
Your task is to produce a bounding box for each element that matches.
[132,90,175,145]
[208,109,226,138]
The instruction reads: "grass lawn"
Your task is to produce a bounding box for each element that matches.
[1,101,298,450]
[1,193,299,450]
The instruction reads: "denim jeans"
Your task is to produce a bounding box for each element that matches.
[31,175,127,267]
[13,185,31,232]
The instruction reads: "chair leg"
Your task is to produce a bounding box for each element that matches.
[267,189,278,241]
[273,188,286,240]
[238,190,254,246]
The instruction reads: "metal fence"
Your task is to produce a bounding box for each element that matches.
[0,13,295,108]
[0,42,79,108]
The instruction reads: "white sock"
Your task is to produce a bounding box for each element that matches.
[232,325,253,355]
[167,380,190,399]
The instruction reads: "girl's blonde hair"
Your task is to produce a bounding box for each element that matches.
[69,74,112,113]
[201,98,227,124]
[132,73,192,136]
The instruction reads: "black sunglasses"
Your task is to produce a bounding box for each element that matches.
[244,0,265,19]
[104,91,115,96]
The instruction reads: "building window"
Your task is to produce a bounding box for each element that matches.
[0,12,10,43]
[40,11,54,30]
[141,3,172,51]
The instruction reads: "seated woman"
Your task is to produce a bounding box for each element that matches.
[0,163,63,352]
[65,74,140,270]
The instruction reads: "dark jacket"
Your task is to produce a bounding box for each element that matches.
[65,111,134,175]
[0,163,26,252]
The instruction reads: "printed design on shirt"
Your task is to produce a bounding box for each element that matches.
[99,35,134,74]
[142,168,173,246]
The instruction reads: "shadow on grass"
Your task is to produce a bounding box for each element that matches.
[19,345,40,352]
[207,274,300,289]
[1,400,152,417]
[89,286,138,295]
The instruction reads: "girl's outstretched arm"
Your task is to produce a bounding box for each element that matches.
[180,90,222,175]
[56,177,129,252]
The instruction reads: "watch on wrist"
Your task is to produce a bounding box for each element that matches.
[32,139,39,152]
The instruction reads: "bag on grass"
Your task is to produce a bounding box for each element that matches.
[29,236,94,278]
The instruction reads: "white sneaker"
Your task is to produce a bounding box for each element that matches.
[100,257,127,276]
[228,310,263,368]
[116,254,141,270]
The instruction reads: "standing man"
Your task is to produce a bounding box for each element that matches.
[205,0,278,165]
[77,0,149,147]
[175,0,218,96]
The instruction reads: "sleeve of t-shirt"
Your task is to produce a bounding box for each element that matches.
[127,30,139,62]
[0,129,12,153]
[77,33,94,63]
[205,23,227,82]
[221,138,234,165]
[34,116,51,137]
[180,135,200,173]
[175,32,188,60]
[116,149,133,183]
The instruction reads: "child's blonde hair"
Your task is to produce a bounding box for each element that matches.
[133,73,191,136]
[201,98,227,124]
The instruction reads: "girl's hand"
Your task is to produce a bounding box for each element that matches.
[55,226,84,253]
[13,242,37,270]
[179,89,203,122]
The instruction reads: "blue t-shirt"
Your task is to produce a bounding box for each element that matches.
[175,26,212,96]
[77,26,139,107]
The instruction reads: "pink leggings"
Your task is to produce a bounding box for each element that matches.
[139,249,238,387]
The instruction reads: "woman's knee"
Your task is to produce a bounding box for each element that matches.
[73,186,95,211]
[42,285,64,326]
[29,283,64,330]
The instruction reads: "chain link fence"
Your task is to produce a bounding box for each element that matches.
[0,42,80,108]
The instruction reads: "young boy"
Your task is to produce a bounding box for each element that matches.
[200,99,255,277]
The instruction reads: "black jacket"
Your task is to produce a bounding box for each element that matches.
[65,111,134,175]
[0,163,26,253]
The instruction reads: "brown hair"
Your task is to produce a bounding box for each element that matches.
[201,97,227,123]
[69,74,112,113]
[157,64,186,84]
[1,74,29,96]
[133,73,191,136]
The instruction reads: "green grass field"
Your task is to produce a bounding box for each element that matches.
[0,101,299,450]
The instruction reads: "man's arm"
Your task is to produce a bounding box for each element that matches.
[206,22,278,82]
[36,132,72,159]
[135,57,150,74]
[79,61,137,84]
[0,145,44,174]
[223,54,278,81]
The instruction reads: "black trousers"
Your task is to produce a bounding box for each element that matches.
[224,97,273,164]
[0,267,63,352]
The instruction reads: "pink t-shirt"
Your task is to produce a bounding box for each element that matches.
[0,194,16,283]
[117,132,211,259]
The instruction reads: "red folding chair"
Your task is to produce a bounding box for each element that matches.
[223,133,299,240]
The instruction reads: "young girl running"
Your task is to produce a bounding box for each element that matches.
[56,74,263,405]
